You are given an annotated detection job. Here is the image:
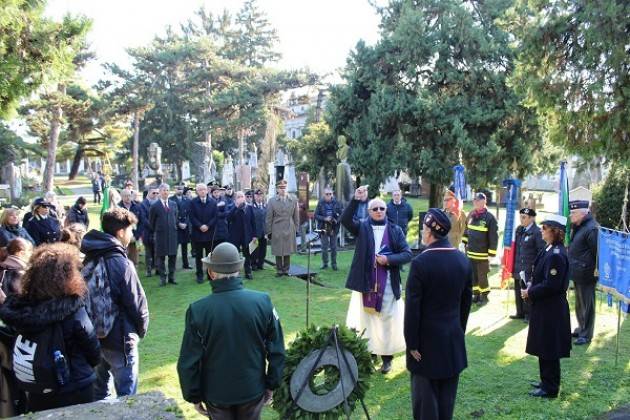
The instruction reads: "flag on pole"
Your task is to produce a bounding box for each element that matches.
[559,161,571,244]
[500,178,521,288]
[453,164,467,213]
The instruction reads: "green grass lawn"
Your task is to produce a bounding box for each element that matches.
[54,178,630,419]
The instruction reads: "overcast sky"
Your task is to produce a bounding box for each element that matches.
[46,0,383,85]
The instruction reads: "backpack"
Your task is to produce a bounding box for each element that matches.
[12,322,68,394]
[81,257,119,339]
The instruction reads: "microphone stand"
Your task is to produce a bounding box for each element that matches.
[306,228,326,327]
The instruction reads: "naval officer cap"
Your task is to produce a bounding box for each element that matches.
[541,214,567,230]
[569,200,589,210]
[520,208,536,217]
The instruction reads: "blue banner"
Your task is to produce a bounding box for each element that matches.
[501,179,521,247]
[598,228,630,302]
[453,165,467,201]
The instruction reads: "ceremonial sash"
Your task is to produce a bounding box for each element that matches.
[363,227,390,314]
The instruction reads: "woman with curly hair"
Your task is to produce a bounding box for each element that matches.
[0,243,101,412]
[0,238,33,302]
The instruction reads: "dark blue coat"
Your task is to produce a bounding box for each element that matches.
[404,238,473,378]
[568,214,599,285]
[341,199,412,299]
[213,200,230,242]
[526,243,571,360]
[189,197,217,243]
[118,200,144,240]
[139,199,155,246]
[228,204,256,248]
[0,225,35,247]
[65,204,90,228]
[81,230,149,353]
[252,202,267,238]
[26,215,61,245]
[171,195,191,244]
[386,198,414,234]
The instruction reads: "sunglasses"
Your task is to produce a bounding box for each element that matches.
[370,207,386,212]
[325,193,332,195]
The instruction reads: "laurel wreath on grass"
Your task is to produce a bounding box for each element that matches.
[272,325,374,420]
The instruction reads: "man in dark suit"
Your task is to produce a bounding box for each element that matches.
[227,191,257,279]
[252,189,267,270]
[171,184,192,270]
[404,208,473,420]
[140,187,159,276]
[149,183,179,286]
[189,183,217,283]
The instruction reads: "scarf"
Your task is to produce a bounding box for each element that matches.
[363,222,390,314]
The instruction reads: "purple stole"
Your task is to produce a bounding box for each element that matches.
[363,226,390,314]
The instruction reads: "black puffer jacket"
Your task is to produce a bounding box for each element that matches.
[80,230,149,352]
[65,204,90,228]
[0,295,101,393]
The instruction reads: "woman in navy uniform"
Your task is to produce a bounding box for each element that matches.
[521,214,571,398]
[25,198,61,246]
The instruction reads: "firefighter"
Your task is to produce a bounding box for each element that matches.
[462,192,498,305]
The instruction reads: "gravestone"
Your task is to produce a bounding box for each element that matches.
[222,155,235,187]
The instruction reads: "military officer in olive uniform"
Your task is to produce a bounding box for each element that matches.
[26,197,62,245]
[265,179,299,277]
[510,208,545,321]
[521,214,571,399]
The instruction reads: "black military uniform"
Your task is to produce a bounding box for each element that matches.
[405,209,473,420]
[568,200,599,345]
[462,196,498,304]
[512,208,545,320]
[525,216,571,398]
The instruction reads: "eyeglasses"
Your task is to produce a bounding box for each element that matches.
[370,207,386,212]
[325,193,332,195]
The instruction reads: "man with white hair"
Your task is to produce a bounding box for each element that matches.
[190,183,217,284]
[568,200,599,345]
[149,183,179,286]
[118,189,143,264]
[342,187,412,374]
[177,242,285,419]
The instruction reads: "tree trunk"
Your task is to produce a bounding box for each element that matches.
[132,111,140,192]
[43,84,65,193]
[68,145,84,180]
[429,182,443,209]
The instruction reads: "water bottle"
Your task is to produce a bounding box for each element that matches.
[53,350,69,386]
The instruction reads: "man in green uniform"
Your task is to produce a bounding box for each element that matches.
[177,242,285,419]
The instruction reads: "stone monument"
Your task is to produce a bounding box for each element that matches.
[193,133,217,184]
[249,142,258,182]
[143,142,163,188]
[335,135,353,207]
[222,155,235,187]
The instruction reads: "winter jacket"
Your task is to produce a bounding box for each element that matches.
[189,197,217,243]
[314,198,343,232]
[139,199,156,245]
[568,214,599,285]
[80,230,149,352]
[65,204,90,228]
[513,223,545,281]
[118,200,144,240]
[252,202,267,239]
[386,198,414,234]
[462,208,499,261]
[227,204,256,248]
[341,199,412,300]
[0,225,34,247]
[149,199,179,257]
[177,276,285,406]
[26,215,61,246]
[171,195,191,244]
[0,256,27,296]
[213,201,230,242]
[0,295,101,394]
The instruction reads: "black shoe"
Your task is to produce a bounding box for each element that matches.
[245,273,253,280]
[183,266,193,270]
[381,360,392,374]
[472,295,480,304]
[168,280,178,285]
[478,295,489,306]
[332,265,338,271]
[275,272,283,277]
[159,280,166,287]
[146,270,153,277]
[320,264,328,270]
[574,337,590,345]
[571,331,579,338]
[196,277,205,284]
[523,317,530,323]
[530,381,542,388]
[509,314,524,319]
[529,388,557,398]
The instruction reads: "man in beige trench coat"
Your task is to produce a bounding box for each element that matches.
[265,179,299,276]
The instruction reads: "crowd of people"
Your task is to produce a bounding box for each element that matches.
[0,177,602,419]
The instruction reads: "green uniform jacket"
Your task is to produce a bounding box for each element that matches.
[177,276,285,405]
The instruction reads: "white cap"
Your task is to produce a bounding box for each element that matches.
[541,213,568,229]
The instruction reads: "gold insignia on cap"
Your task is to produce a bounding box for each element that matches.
[550,268,557,276]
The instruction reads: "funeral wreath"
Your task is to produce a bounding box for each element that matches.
[272,325,374,419]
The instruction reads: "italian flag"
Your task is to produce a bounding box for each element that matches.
[559,161,570,245]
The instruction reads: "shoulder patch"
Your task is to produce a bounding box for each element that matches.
[550,268,558,276]
[553,248,560,254]
[272,307,280,321]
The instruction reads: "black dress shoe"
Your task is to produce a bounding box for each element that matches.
[381,360,392,374]
[571,331,579,338]
[530,381,542,388]
[320,264,328,270]
[168,280,178,285]
[146,271,153,277]
[332,264,338,271]
[509,314,524,319]
[529,388,557,398]
[245,273,253,280]
[196,277,205,284]
[183,266,193,270]
[574,337,590,345]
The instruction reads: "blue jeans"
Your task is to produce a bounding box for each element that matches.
[93,344,139,400]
